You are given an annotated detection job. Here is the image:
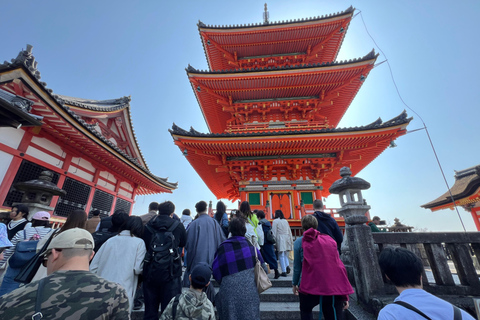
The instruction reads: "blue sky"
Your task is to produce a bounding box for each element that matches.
[2,1,480,231]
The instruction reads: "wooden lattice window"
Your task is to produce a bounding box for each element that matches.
[54,178,91,217]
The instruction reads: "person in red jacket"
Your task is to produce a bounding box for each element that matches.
[292,215,353,320]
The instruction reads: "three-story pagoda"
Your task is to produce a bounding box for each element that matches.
[171,6,411,221]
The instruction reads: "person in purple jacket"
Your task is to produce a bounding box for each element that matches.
[292,215,353,320]
[212,217,264,320]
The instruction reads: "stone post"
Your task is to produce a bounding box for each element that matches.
[329,167,384,306]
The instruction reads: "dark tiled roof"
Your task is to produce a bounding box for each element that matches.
[422,165,480,209]
[55,95,130,112]
[169,110,411,138]
[0,45,177,189]
[197,6,354,29]
[186,50,377,74]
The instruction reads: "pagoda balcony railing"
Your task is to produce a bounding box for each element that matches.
[372,232,480,296]
[226,120,329,132]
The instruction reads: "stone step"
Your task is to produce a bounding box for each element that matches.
[212,273,293,288]
[261,287,299,302]
[131,303,318,320]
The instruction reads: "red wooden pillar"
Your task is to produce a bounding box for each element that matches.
[262,185,269,218]
[314,183,323,200]
[85,170,100,214]
[0,129,33,205]
[109,178,121,215]
[291,185,298,219]
[240,190,247,202]
[471,207,480,231]
[49,154,72,210]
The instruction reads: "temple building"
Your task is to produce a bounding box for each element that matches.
[422,165,480,231]
[0,45,176,222]
[170,7,411,222]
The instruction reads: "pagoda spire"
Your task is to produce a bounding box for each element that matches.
[263,3,269,25]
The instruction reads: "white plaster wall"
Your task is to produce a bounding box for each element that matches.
[118,189,133,199]
[31,136,65,157]
[0,127,24,149]
[71,157,95,174]
[120,181,133,191]
[0,151,14,185]
[110,125,119,136]
[26,146,63,168]
[98,178,115,191]
[68,165,94,182]
[99,171,117,184]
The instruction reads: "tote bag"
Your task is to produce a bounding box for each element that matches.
[254,247,272,294]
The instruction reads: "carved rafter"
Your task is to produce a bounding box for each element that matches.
[304,20,350,63]
[208,156,337,184]
[202,35,240,68]
[224,97,324,125]
[238,54,306,69]
[220,66,365,128]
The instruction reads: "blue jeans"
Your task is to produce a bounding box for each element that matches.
[0,266,21,296]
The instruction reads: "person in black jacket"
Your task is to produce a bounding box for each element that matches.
[312,199,343,254]
[142,201,186,319]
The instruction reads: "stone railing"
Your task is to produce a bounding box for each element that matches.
[372,232,480,296]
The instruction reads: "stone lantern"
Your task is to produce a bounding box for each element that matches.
[329,167,383,306]
[13,171,66,220]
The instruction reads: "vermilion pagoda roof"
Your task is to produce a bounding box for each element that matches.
[0,47,177,195]
[198,6,354,71]
[187,50,377,134]
[170,111,411,199]
[422,165,480,211]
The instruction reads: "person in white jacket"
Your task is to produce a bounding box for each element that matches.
[90,216,146,312]
[272,210,293,277]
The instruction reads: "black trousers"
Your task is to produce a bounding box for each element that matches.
[299,292,345,320]
[143,277,181,320]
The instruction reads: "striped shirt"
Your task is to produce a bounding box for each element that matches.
[0,226,52,268]
[212,236,264,284]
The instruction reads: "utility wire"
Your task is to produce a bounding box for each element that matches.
[355,10,467,232]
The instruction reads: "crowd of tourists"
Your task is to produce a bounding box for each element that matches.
[0,201,475,319]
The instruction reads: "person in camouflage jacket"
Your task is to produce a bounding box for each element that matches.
[160,263,215,320]
[0,228,130,320]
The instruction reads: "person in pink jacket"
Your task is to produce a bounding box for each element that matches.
[292,215,353,320]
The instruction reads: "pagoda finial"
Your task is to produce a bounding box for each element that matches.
[263,3,269,25]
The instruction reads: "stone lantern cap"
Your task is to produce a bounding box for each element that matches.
[329,167,371,194]
[14,171,66,196]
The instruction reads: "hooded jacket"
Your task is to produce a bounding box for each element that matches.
[299,228,353,297]
[159,288,215,320]
[143,215,187,279]
[313,211,343,254]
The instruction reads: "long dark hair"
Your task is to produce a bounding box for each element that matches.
[123,216,144,238]
[60,210,87,232]
[239,201,253,220]
[274,210,285,219]
[214,201,226,223]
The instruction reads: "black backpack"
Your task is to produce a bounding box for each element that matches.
[92,230,117,253]
[144,221,180,284]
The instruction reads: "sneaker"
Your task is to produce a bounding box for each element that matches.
[281,272,287,277]
[286,266,291,274]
